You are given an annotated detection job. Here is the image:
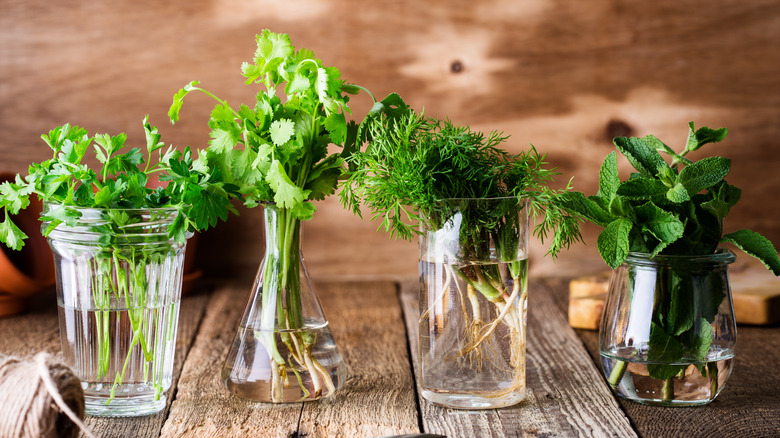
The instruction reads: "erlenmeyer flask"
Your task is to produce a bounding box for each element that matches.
[222,203,346,402]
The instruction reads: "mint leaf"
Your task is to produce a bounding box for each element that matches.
[613,136,668,178]
[597,217,632,269]
[616,176,668,199]
[558,191,615,227]
[685,122,728,153]
[722,229,780,275]
[666,183,690,203]
[677,156,730,196]
[597,152,619,201]
[270,119,295,146]
[691,319,714,360]
[646,322,686,380]
[633,202,684,256]
[701,181,741,220]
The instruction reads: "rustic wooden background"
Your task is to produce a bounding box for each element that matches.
[1,0,778,281]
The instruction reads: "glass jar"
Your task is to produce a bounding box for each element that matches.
[45,204,189,417]
[600,250,737,406]
[222,203,346,403]
[418,197,529,409]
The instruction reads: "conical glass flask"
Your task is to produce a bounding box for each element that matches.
[222,203,347,402]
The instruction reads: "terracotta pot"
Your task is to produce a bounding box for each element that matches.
[0,173,56,316]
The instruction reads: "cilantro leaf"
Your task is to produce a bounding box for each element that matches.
[266,160,309,209]
[169,81,200,124]
[270,119,295,146]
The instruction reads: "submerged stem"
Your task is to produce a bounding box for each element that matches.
[608,360,628,387]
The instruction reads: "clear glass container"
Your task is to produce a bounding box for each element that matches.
[418,197,529,409]
[600,250,737,406]
[45,204,188,417]
[222,204,346,403]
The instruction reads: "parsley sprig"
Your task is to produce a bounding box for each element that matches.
[0,116,239,249]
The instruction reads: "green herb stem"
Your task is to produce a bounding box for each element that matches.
[608,360,628,387]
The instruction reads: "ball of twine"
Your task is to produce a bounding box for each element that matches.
[0,352,96,438]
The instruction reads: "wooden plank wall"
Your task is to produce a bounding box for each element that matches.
[2,0,778,281]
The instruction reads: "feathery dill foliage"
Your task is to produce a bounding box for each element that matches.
[340,103,582,257]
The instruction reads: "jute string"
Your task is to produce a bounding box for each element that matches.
[0,353,97,438]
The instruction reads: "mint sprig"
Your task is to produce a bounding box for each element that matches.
[564,122,780,394]
[563,122,779,272]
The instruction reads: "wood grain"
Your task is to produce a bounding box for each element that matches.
[161,280,419,438]
[400,279,636,437]
[546,277,780,438]
[2,0,778,282]
[0,284,211,438]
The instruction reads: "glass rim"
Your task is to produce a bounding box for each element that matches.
[433,195,524,202]
[626,249,736,265]
[42,202,180,215]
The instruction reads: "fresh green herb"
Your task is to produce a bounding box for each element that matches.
[340,96,582,257]
[562,122,780,400]
[340,97,582,397]
[0,117,239,249]
[169,29,370,402]
[0,116,240,405]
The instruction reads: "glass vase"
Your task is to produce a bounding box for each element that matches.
[600,250,737,406]
[418,197,529,409]
[222,204,346,403]
[45,204,189,417]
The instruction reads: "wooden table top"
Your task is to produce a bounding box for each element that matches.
[1,278,778,437]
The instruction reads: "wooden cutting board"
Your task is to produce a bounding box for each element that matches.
[568,262,780,330]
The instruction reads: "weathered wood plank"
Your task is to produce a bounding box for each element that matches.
[161,280,420,438]
[0,284,211,438]
[400,279,636,437]
[547,276,780,438]
[298,281,419,437]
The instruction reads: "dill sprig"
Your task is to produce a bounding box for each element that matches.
[339,98,582,258]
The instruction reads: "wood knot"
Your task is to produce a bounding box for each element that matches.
[605,119,633,142]
[450,60,464,73]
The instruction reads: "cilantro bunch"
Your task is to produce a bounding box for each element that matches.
[0,116,239,249]
[561,122,780,273]
[168,30,370,402]
[168,29,365,219]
